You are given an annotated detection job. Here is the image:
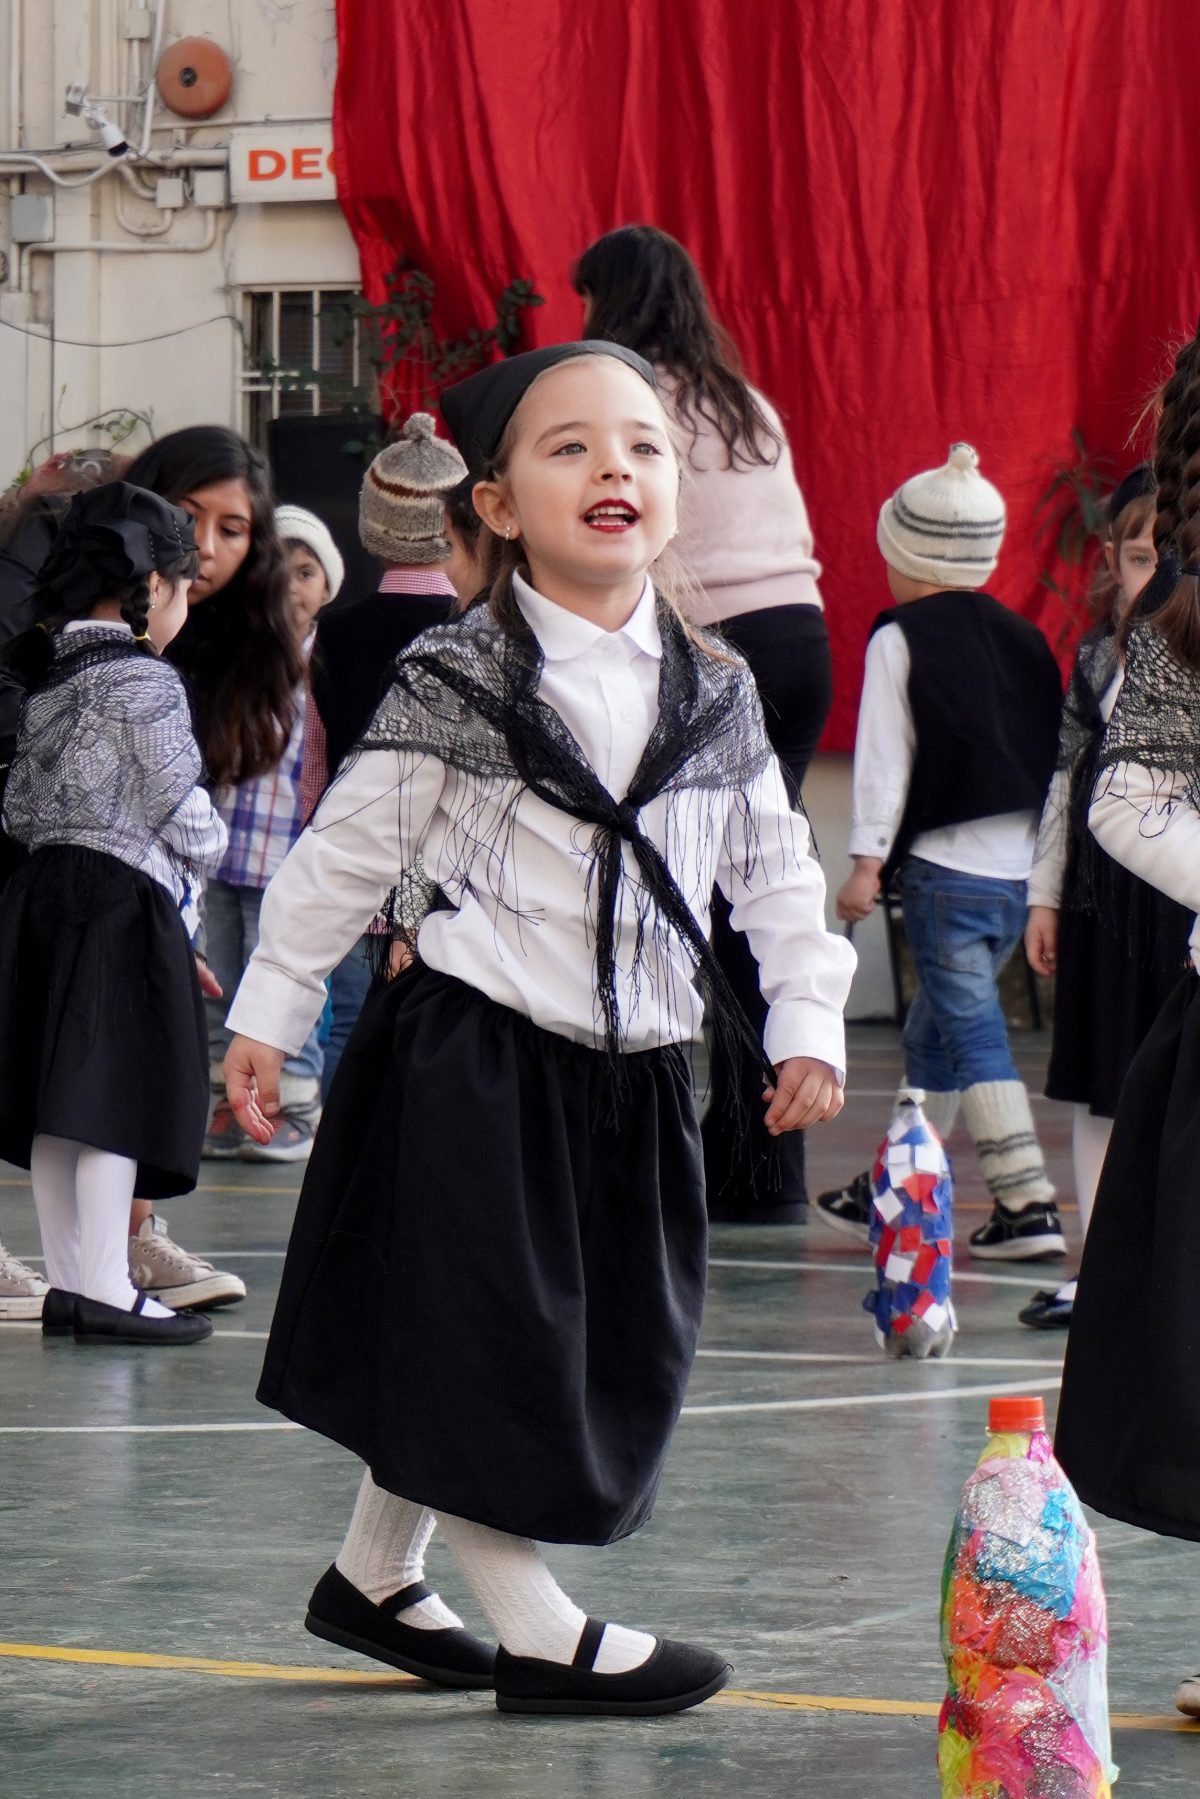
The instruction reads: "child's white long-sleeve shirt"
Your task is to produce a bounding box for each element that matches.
[228,575,855,1068]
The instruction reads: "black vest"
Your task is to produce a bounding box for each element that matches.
[871,590,1062,885]
[310,587,454,782]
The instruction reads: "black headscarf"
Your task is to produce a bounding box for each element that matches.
[440,342,657,473]
[37,482,196,610]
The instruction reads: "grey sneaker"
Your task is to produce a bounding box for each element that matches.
[129,1215,246,1311]
[0,1245,48,1321]
[885,1316,956,1360]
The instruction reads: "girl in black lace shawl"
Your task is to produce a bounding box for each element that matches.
[0,483,227,1346]
[219,344,855,1717]
[1056,321,1200,1714]
[1018,469,1192,1330]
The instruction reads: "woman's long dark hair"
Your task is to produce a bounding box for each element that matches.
[572,225,781,470]
[1144,324,1200,671]
[123,427,301,784]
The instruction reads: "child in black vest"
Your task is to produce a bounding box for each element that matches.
[821,444,1065,1271]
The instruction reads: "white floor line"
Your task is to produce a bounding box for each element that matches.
[708,1256,1059,1289]
[0,1376,1063,1434]
[0,1422,302,1435]
[193,1334,1066,1371]
[681,1375,1062,1417]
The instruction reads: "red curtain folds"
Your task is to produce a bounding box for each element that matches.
[333,0,1200,747]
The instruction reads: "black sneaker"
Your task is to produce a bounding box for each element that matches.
[969,1203,1066,1262]
[814,1170,872,1244]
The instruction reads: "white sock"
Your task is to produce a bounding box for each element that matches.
[898,1086,960,1140]
[336,1470,462,1630]
[434,1510,655,1674]
[960,1081,1054,1213]
[73,1143,172,1317]
[1054,1279,1078,1305]
[1071,1106,1112,1242]
[30,1134,81,1290]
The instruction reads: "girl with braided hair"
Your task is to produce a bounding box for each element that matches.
[1056,319,1200,1714]
[1018,465,1192,1330]
[0,483,227,1345]
[222,344,854,1716]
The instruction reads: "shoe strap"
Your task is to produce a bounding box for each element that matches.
[572,1617,606,1671]
[381,1580,432,1617]
[131,1291,147,1316]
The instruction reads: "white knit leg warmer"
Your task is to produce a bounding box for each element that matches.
[1071,1105,1112,1242]
[433,1511,654,1674]
[960,1081,1055,1213]
[336,1470,462,1629]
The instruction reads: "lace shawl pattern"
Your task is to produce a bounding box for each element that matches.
[1094,620,1200,832]
[3,628,212,887]
[351,593,777,1073]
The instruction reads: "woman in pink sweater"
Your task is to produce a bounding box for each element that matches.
[573,226,832,1225]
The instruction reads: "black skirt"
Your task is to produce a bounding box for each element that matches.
[258,967,707,1546]
[1045,845,1193,1117]
[0,845,207,1199]
[1056,970,1200,1541]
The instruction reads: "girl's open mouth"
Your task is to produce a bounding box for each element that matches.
[582,501,640,532]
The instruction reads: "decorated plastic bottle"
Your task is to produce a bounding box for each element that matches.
[862,1086,955,1359]
[938,1396,1115,1798]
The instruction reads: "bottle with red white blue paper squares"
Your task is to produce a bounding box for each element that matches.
[863,1087,956,1360]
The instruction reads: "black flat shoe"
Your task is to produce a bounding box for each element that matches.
[1018,1287,1075,1330]
[304,1564,496,1689]
[494,1618,731,1716]
[73,1291,213,1345]
[41,1287,79,1336]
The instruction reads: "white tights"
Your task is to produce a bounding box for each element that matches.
[337,1470,655,1671]
[1054,1108,1114,1308]
[30,1134,171,1317]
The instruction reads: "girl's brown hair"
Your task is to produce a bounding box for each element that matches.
[1147,324,1200,669]
[1100,491,1156,643]
[468,358,733,662]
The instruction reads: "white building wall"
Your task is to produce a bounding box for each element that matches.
[0,0,358,485]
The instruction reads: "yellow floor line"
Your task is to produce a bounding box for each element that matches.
[0,1641,1195,1729]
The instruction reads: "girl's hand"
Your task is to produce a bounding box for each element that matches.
[224,1034,284,1145]
[194,955,223,1000]
[388,938,413,978]
[1025,905,1059,977]
[764,1058,845,1134]
[836,859,882,923]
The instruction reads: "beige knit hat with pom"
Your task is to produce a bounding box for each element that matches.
[877,443,1006,589]
[359,412,468,564]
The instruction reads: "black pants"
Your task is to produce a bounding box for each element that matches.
[702,604,834,1218]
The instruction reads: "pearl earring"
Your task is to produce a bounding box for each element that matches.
[504,526,513,541]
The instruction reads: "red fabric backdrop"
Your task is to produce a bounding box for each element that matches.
[333,0,1200,747]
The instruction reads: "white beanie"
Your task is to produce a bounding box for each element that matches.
[876,443,1005,589]
[275,504,345,600]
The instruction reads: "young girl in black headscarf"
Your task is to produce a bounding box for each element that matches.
[0,483,227,1345]
[224,343,855,1717]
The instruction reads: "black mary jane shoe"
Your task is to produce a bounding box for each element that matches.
[41,1287,80,1337]
[304,1564,496,1689]
[494,1617,732,1716]
[72,1291,213,1345]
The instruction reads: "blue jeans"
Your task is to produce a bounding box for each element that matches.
[898,857,1026,1092]
[204,879,324,1082]
[322,934,375,1101]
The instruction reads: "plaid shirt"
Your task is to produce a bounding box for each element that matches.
[215,669,309,890]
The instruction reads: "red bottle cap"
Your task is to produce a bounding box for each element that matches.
[988,1395,1046,1434]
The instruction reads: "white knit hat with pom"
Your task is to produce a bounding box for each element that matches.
[274,504,345,600]
[359,412,468,565]
[876,443,1006,589]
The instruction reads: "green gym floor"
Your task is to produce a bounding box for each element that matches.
[1,1026,1196,1797]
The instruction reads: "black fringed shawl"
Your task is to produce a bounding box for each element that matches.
[349,586,780,1081]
